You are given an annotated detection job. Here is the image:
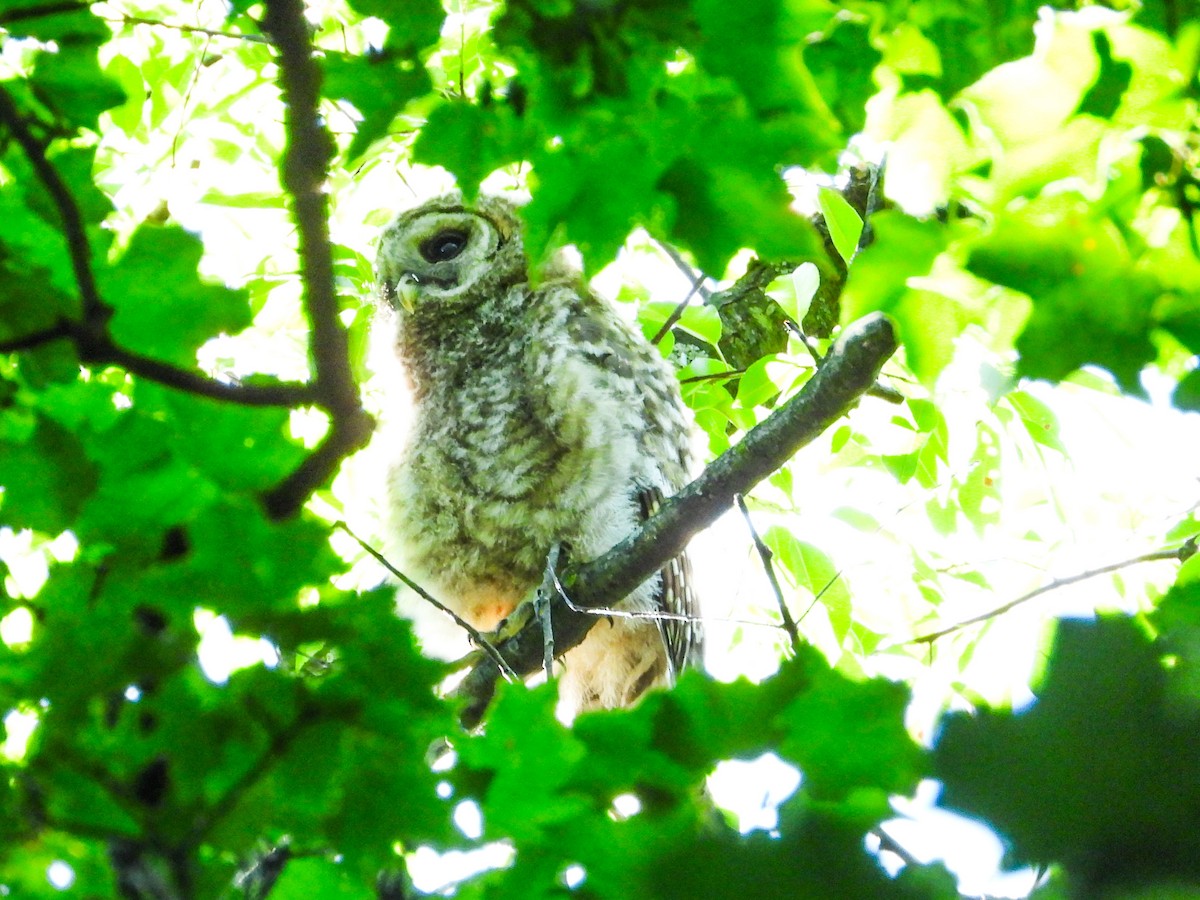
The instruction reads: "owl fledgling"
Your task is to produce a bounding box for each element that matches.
[375,192,702,715]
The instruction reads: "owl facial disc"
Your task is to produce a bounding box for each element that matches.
[375,204,510,309]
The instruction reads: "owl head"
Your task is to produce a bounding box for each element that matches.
[375,193,528,312]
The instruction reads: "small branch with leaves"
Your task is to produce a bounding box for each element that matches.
[455,313,899,728]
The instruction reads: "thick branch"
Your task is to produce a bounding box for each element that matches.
[455,313,898,728]
[259,0,374,519]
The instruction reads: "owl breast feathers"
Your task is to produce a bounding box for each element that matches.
[375,193,702,714]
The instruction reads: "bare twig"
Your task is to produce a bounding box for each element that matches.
[654,239,712,302]
[110,15,271,43]
[335,522,517,683]
[537,545,562,680]
[736,494,802,654]
[651,278,706,345]
[455,313,898,727]
[872,826,921,868]
[259,0,374,520]
[0,321,72,354]
[910,546,1188,645]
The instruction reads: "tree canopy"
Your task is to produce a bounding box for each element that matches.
[1,0,1199,897]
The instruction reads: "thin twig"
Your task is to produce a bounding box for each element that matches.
[736,494,802,654]
[187,708,312,848]
[335,522,517,683]
[679,367,745,385]
[0,321,72,354]
[872,825,921,868]
[651,278,705,345]
[537,545,561,680]
[110,15,271,43]
[911,547,1187,645]
[795,568,845,625]
[655,239,712,301]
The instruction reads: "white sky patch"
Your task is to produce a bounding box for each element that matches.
[193,610,280,686]
[610,793,642,819]
[453,800,484,840]
[881,781,1040,898]
[407,842,515,895]
[708,753,802,834]
[46,861,75,891]
[2,708,38,762]
[0,607,33,646]
[562,863,586,889]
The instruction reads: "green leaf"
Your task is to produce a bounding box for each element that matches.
[762,526,851,640]
[936,617,1200,890]
[0,413,97,533]
[324,50,432,162]
[1174,369,1200,412]
[817,186,864,264]
[803,16,880,134]
[98,226,252,366]
[659,159,824,276]
[840,213,950,383]
[31,41,127,130]
[766,262,819,323]
[968,195,1158,394]
[270,857,376,899]
[0,0,110,42]
[1004,390,1066,454]
[692,0,836,119]
[777,649,926,804]
[413,102,521,198]
[347,0,444,53]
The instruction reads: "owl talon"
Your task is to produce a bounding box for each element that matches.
[488,600,537,644]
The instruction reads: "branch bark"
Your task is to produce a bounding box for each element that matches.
[455,312,899,728]
[260,0,374,520]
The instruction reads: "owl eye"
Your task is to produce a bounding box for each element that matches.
[419,229,469,263]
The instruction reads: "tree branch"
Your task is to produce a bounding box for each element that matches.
[0,0,98,26]
[259,0,374,520]
[909,545,1192,645]
[0,82,105,322]
[0,86,318,409]
[455,313,899,728]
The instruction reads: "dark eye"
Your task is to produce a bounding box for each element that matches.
[419,229,469,263]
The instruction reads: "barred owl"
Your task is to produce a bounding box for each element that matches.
[375,193,702,715]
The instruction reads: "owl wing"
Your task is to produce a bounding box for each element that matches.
[638,486,703,678]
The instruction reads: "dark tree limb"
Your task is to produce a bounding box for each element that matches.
[0,1,99,27]
[455,313,899,728]
[260,0,374,520]
[0,86,317,409]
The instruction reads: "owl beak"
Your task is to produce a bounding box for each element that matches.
[393,273,421,313]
